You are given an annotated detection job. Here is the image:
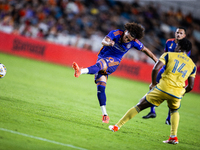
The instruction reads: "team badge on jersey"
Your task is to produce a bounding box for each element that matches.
[126,43,131,49]
[169,43,173,49]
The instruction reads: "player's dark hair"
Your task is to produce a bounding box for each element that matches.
[124,22,144,39]
[178,38,192,52]
[177,26,187,33]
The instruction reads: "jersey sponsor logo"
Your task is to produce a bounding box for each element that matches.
[113,43,127,52]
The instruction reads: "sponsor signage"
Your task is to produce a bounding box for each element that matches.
[0,32,199,93]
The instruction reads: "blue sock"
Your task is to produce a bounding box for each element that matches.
[88,62,103,74]
[97,84,106,106]
[166,109,171,120]
[150,106,156,113]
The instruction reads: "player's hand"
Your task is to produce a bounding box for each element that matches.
[109,41,115,46]
[182,91,186,96]
[149,83,157,90]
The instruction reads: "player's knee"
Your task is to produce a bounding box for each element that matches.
[137,104,150,111]
[137,98,153,111]
[97,83,106,92]
[170,109,178,113]
[97,81,106,86]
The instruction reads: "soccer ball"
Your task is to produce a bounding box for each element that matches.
[0,63,6,78]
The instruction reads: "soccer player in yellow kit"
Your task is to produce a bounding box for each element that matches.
[109,38,196,144]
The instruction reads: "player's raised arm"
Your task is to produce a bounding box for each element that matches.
[102,36,115,47]
[141,46,158,63]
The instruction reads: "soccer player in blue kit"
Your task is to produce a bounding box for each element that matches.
[142,27,190,125]
[72,22,158,123]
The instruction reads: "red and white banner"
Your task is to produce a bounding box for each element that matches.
[0,31,200,94]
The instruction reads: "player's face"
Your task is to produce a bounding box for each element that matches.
[175,29,186,40]
[122,31,134,43]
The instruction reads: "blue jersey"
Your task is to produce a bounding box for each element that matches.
[98,29,144,60]
[165,38,191,56]
[156,38,191,83]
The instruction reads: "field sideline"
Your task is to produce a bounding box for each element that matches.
[0,52,200,150]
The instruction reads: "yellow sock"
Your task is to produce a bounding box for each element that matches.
[116,106,140,128]
[170,111,180,136]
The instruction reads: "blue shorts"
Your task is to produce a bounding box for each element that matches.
[95,57,120,82]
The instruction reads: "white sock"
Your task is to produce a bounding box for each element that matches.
[170,135,176,138]
[101,105,108,116]
[115,124,120,129]
[80,68,89,74]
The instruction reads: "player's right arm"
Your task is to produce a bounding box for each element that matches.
[149,52,168,89]
[141,46,158,63]
[185,76,195,93]
[185,66,196,94]
[149,60,164,89]
[102,36,115,47]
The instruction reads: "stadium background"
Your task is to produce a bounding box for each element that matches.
[0,0,200,92]
[0,1,200,150]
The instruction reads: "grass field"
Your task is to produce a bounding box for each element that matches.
[0,52,200,150]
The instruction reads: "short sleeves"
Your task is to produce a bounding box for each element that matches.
[159,53,168,65]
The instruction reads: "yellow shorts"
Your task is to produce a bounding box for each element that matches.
[145,87,181,110]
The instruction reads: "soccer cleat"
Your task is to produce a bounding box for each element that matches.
[165,119,171,125]
[72,62,81,78]
[163,137,179,144]
[142,112,156,119]
[109,125,119,132]
[102,115,110,123]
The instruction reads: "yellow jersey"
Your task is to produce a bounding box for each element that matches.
[157,52,196,98]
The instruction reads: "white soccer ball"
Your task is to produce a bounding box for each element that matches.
[0,63,6,78]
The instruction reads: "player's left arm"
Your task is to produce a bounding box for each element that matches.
[141,46,158,63]
[149,60,164,89]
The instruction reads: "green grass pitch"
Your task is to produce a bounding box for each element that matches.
[0,52,200,150]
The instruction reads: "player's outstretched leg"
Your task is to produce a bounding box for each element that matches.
[109,125,120,132]
[72,62,81,78]
[109,106,140,132]
[142,106,156,119]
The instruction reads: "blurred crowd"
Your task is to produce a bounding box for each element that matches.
[0,0,200,73]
